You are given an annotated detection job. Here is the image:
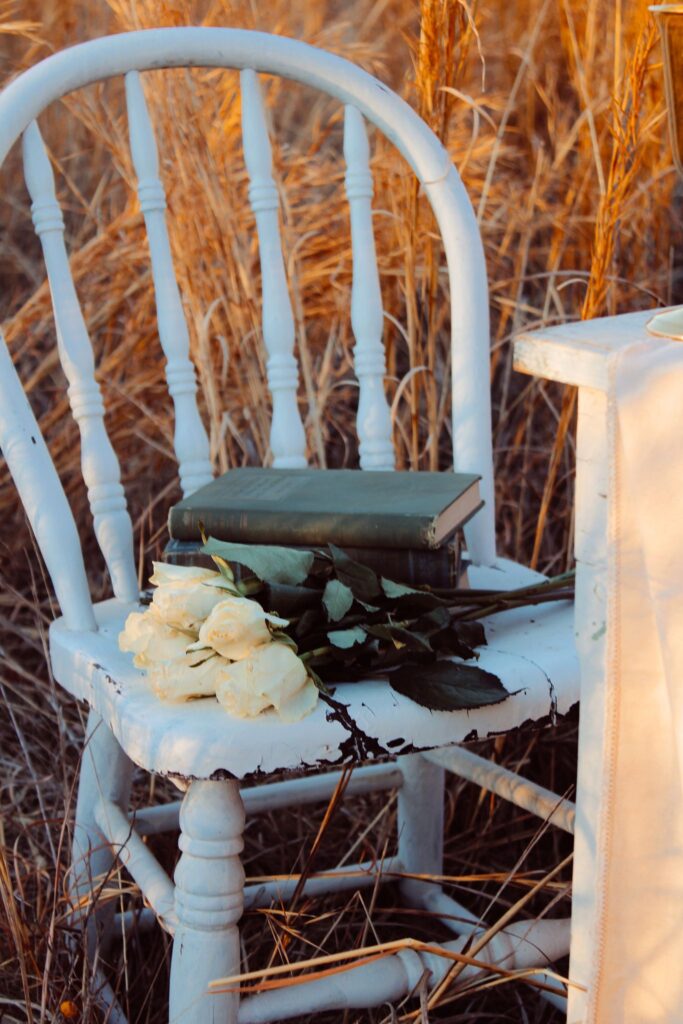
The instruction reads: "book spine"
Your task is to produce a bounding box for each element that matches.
[168,507,436,549]
[342,545,457,589]
[163,539,459,589]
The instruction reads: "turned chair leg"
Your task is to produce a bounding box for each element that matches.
[71,709,133,957]
[170,779,246,1024]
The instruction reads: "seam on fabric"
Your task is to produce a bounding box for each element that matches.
[586,353,623,1021]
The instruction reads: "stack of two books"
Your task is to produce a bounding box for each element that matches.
[164,467,482,589]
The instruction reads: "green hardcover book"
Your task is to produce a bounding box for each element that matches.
[167,467,482,550]
[163,537,465,590]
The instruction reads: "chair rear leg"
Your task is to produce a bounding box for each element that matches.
[170,779,245,1024]
[397,752,487,935]
[70,709,134,957]
[397,753,445,904]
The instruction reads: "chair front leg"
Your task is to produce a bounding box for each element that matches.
[170,779,246,1024]
[71,709,134,957]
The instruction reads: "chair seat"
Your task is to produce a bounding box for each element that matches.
[49,597,579,780]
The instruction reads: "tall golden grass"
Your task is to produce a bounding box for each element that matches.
[0,0,676,1019]
[1,0,675,575]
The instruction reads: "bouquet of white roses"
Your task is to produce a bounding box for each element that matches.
[119,538,573,724]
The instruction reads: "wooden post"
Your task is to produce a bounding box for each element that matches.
[71,711,134,957]
[0,329,96,630]
[397,753,445,905]
[240,68,307,469]
[170,780,245,1024]
[343,105,394,471]
[125,71,213,497]
[22,121,138,603]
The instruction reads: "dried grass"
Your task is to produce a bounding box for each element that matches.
[0,0,677,1019]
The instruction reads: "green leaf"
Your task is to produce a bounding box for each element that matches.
[381,577,420,599]
[202,575,242,596]
[389,661,509,711]
[294,608,326,640]
[269,629,298,652]
[214,556,236,582]
[199,520,238,583]
[323,579,355,621]
[365,622,432,652]
[327,626,367,649]
[430,629,478,660]
[390,591,447,614]
[329,545,382,603]
[454,620,487,649]
[202,538,315,585]
[305,664,331,695]
[202,576,234,589]
[427,618,486,659]
[416,606,452,631]
[265,611,291,627]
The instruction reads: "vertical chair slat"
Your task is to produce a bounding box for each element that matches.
[240,68,307,469]
[125,71,213,496]
[0,330,96,631]
[343,106,394,471]
[22,121,138,603]
[425,168,496,566]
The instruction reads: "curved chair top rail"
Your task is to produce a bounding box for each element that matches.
[0,28,495,629]
[0,29,453,182]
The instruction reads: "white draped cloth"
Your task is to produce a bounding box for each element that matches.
[587,337,683,1021]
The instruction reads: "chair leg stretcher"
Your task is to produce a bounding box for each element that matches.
[425,745,576,834]
[236,917,571,1023]
[130,761,404,836]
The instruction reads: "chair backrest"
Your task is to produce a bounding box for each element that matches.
[0,28,496,630]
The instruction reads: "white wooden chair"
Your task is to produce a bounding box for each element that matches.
[0,29,582,1023]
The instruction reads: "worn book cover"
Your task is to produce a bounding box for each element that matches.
[168,467,482,550]
[163,536,464,590]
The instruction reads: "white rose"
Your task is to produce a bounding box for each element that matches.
[150,650,230,702]
[197,597,288,660]
[147,560,229,631]
[215,643,319,722]
[119,610,190,668]
[148,562,219,587]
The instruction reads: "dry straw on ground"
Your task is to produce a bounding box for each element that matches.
[0,0,677,1020]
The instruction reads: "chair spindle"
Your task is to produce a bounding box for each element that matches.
[343,105,394,471]
[125,71,213,496]
[240,68,307,469]
[0,331,96,631]
[22,121,138,604]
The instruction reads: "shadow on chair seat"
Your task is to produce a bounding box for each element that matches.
[50,597,578,780]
